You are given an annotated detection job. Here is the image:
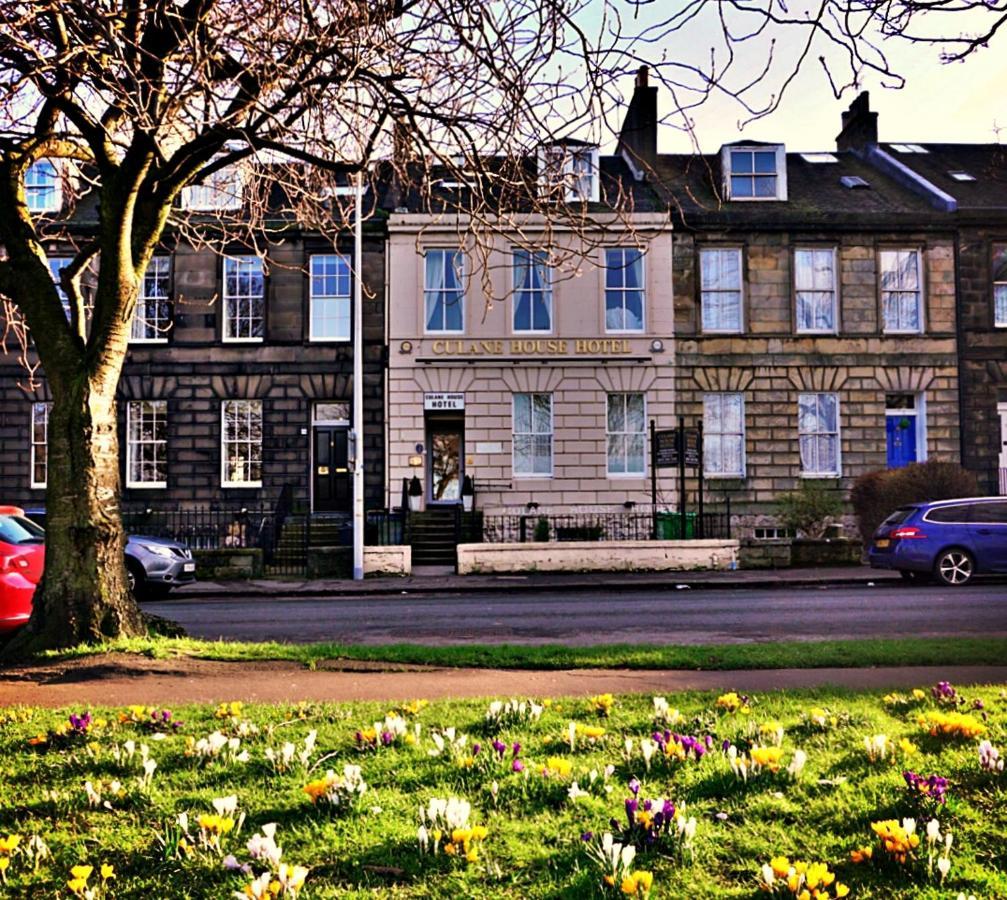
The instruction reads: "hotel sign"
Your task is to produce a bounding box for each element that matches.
[429,338,633,356]
[424,392,465,411]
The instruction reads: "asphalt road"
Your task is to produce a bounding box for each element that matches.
[144,581,1007,645]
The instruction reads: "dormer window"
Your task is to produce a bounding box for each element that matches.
[538,143,600,203]
[25,160,61,213]
[721,145,787,201]
[181,164,242,211]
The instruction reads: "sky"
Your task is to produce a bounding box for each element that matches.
[590,3,1007,154]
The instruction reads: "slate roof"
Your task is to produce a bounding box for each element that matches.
[653,149,946,231]
[877,142,1007,212]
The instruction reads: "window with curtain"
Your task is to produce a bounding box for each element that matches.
[703,393,745,477]
[513,250,552,332]
[993,245,1007,328]
[606,393,646,475]
[221,400,263,486]
[880,249,923,333]
[700,248,743,332]
[424,249,464,333]
[798,393,840,476]
[223,256,264,341]
[604,248,645,332]
[513,393,553,475]
[795,248,837,333]
[30,402,51,488]
[132,257,171,341]
[126,401,168,487]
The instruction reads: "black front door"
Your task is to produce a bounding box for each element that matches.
[313,426,351,513]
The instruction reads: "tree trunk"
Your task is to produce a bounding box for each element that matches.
[3,374,145,656]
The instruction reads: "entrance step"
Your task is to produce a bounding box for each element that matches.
[411,565,455,577]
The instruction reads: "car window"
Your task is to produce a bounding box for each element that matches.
[924,505,973,524]
[881,508,916,526]
[0,514,45,544]
[970,501,1007,524]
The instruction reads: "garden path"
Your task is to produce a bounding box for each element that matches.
[0,655,1005,707]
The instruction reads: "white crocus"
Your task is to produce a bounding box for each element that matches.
[787,749,807,779]
[640,738,656,771]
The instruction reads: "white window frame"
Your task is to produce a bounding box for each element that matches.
[885,393,928,464]
[221,400,263,488]
[993,245,1007,329]
[30,402,51,489]
[512,249,553,334]
[606,393,647,477]
[512,392,553,478]
[794,247,838,334]
[700,247,744,333]
[721,145,788,201]
[703,393,746,478]
[879,248,924,334]
[604,248,646,333]
[181,165,242,211]
[126,400,168,489]
[423,249,465,335]
[798,392,842,478]
[309,253,352,342]
[131,256,171,343]
[25,160,61,213]
[537,144,600,203]
[222,256,265,343]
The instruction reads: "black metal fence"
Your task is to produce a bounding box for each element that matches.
[121,504,276,550]
[481,507,731,544]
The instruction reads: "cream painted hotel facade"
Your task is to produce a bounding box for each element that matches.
[385,212,679,513]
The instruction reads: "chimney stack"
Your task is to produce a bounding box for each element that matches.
[617,65,658,170]
[836,91,878,152]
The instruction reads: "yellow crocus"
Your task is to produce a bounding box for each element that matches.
[70,865,93,881]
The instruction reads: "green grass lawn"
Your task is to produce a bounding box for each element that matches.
[43,634,1007,671]
[0,684,1004,897]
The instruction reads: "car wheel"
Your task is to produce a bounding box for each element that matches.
[125,559,145,598]
[934,549,974,587]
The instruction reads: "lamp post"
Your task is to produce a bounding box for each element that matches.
[352,169,365,581]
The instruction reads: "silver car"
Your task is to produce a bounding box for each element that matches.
[125,535,197,598]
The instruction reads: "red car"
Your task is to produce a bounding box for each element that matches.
[0,506,46,633]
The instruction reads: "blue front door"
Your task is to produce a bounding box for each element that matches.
[886,415,917,468]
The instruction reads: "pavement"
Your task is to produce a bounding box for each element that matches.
[1,655,1006,707]
[147,580,1007,645]
[171,564,904,599]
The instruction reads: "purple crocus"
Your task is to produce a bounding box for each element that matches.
[472,742,481,756]
[581,831,594,843]
[492,739,506,757]
[628,777,641,796]
[512,742,521,758]
[512,759,525,773]
[69,712,92,733]
[904,770,949,804]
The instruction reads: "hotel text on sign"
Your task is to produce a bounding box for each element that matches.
[424,392,465,411]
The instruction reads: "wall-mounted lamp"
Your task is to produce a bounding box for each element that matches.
[623,500,636,510]
[400,340,413,354]
[525,501,539,511]
[650,339,665,353]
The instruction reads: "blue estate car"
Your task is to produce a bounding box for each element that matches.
[869,497,1007,586]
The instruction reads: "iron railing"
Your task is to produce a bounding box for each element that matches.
[121,504,276,551]
[999,468,1007,497]
[365,510,405,546]
[481,507,731,544]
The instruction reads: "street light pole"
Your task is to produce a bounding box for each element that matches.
[352,169,365,581]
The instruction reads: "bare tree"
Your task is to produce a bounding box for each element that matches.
[0,0,1002,652]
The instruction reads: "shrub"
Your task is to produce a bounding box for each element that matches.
[850,461,979,544]
[533,516,551,542]
[775,481,844,539]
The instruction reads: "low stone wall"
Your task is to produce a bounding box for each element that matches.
[364,546,411,577]
[456,540,739,575]
[739,538,792,569]
[193,548,263,580]
[790,538,863,567]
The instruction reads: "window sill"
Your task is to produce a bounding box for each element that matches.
[308,337,352,343]
[126,483,167,490]
[222,338,265,344]
[882,329,924,336]
[795,329,837,336]
[607,472,647,479]
[29,483,47,490]
[799,472,842,480]
[222,482,263,489]
[700,328,744,335]
[704,473,746,480]
[129,338,169,345]
[512,473,554,480]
